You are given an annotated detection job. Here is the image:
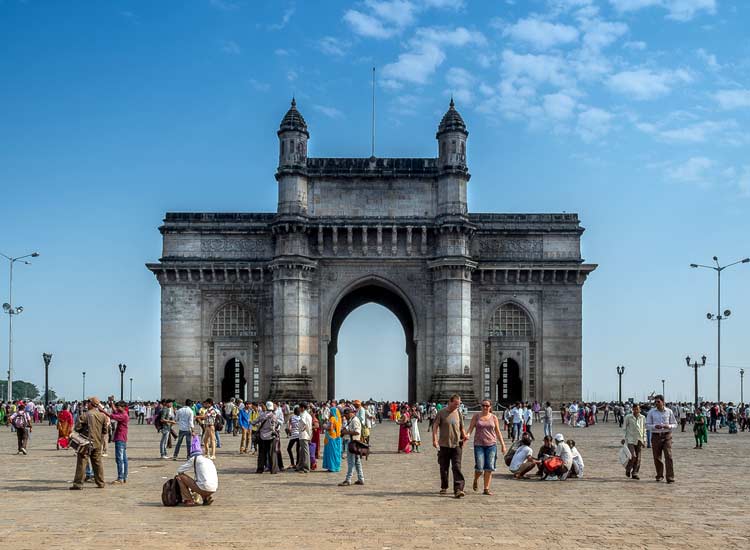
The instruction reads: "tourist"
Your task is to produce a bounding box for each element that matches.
[693,406,708,449]
[197,398,218,460]
[176,444,218,506]
[252,402,279,473]
[427,403,437,431]
[523,403,535,441]
[466,399,506,494]
[297,402,312,472]
[158,399,176,459]
[623,403,645,480]
[543,401,553,437]
[645,394,676,483]
[172,399,194,460]
[238,401,252,454]
[57,403,74,450]
[70,397,109,490]
[509,402,523,441]
[338,408,365,486]
[410,405,422,452]
[323,405,343,472]
[397,405,412,453]
[286,406,301,469]
[567,440,584,478]
[535,435,556,477]
[103,400,129,484]
[10,403,32,455]
[432,394,467,498]
[727,403,738,434]
[546,433,574,481]
[508,433,537,479]
[568,402,578,427]
[223,398,235,435]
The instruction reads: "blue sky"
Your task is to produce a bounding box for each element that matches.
[1,0,749,403]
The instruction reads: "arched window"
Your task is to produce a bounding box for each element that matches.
[211,303,256,337]
[488,303,532,338]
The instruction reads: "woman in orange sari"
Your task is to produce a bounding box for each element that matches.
[57,403,74,450]
[322,406,342,472]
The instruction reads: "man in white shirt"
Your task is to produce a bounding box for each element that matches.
[296,402,313,473]
[568,402,578,427]
[567,440,584,478]
[509,433,537,479]
[646,394,677,483]
[338,408,364,486]
[176,448,218,506]
[549,433,573,480]
[510,403,523,441]
[543,401,553,437]
[172,400,195,461]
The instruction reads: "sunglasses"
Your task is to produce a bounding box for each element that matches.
[482,404,491,407]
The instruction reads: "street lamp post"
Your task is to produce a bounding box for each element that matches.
[661,379,665,400]
[82,371,86,401]
[685,355,707,408]
[1,251,40,401]
[741,369,745,404]
[42,353,53,408]
[118,363,127,402]
[691,256,750,402]
[130,377,133,402]
[616,365,625,403]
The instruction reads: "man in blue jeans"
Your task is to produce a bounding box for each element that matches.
[102,400,130,484]
[173,399,195,460]
[159,399,176,459]
[338,408,364,486]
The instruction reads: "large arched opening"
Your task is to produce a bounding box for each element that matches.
[327,282,417,402]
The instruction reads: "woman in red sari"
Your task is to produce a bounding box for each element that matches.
[56,403,74,450]
[397,405,412,454]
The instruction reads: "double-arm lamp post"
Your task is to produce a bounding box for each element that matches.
[118,363,127,402]
[690,256,749,402]
[686,355,707,408]
[616,365,625,403]
[42,353,53,408]
[1,251,40,401]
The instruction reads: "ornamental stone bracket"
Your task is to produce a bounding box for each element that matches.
[472,264,598,285]
[146,263,270,284]
[268,256,318,281]
[427,257,478,281]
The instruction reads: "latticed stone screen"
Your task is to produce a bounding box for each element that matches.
[211,303,256,337]
[488,303,531,337]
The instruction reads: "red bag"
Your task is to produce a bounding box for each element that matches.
[57,437,70,449]
[543,456,563,473]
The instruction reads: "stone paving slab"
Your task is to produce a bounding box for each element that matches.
[1,419,749,549]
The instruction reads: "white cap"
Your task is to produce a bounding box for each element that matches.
[265,401,274,410]
[554,433,565,442]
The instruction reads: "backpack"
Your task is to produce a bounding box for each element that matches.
[12,413,28,429]
[161,477,181,506]
[347,440,371,460]
[213,413,225,432]
[154,405,163,431]
[504,441,521,467]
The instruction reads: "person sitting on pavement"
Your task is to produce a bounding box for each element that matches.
[176,445,218,506]
[535,435,556,477]
[567,439,584,478]
[546,433,574,481]
[508,433,538,479]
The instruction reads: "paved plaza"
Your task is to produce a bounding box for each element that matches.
[2,418,748,549]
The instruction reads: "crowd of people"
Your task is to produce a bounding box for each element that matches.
[4,393,748,504]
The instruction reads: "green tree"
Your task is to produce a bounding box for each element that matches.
[0,379,50,401]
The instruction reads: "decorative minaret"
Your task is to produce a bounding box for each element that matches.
[276,98,310,214]
[429,98,478,405]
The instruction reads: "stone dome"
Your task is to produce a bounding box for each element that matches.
[437,98,467,136]
[279,98,309,135]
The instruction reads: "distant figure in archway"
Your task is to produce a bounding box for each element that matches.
[397,405,412,454]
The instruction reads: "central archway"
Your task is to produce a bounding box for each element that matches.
[328,281,417,402]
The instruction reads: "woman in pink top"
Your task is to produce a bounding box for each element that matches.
[467,400,507,495]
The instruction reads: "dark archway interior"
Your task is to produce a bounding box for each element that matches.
[497,357,522,407]
[328,284,416,402]
[221,358,246,402]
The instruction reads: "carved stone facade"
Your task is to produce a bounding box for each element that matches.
[147,99,596,405]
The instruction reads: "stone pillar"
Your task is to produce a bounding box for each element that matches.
[160,283,203,402]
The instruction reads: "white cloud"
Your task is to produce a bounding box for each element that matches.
[503,18,579,50]
[714,89,750,110]
[665,156,714,184]
[274,48,291,56]
[220,40,241,55]
[445,67,475,103]
[365,0,417,26]
[314,105,344,119]
[607,68,692,100]
[269,4,296,30]
[623,40,647,50]
[318,36,347,57]
[209,0,239,11]
[544,92,576,119]
[344,10,397,39]
[249,79,270,92]
[501,50,573,88]
[658,120,737,143]
[381,27,485,85]
[609,0,716,22]
[696,48,719,70]
[738,166,750,197]
[287,70,298,82]
[576,107,614,142]
[421,0,465,9]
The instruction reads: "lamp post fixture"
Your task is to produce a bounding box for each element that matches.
[685,355,707,408]
[661,379,665,400]
[118,363,127,402]
[741,369,745,405]
[42,353,53,408]
[691,256,750,402]
[129,377,133,402]
[82,371,86,401]
[1,251,40,401]
[616,365,625,403]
